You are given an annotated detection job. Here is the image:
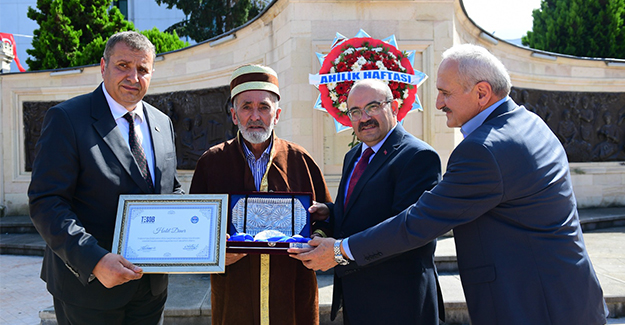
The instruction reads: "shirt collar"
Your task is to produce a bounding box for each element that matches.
[460,96,509,138]
[102,83,145,123]
[361,125,396,155]
[242,136,273,161]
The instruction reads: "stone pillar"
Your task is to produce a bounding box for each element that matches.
[0,41,14,73]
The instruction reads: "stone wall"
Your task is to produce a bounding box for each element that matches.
[1,0,624,215]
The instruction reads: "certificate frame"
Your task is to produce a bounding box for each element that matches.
[112,194,228,273]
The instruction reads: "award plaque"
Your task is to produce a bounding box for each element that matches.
[226,192,312,254]
[112,194,228,273]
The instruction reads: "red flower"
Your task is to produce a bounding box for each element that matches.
[362,62,377,70]
[336,81,352,95]
[345,53,358,65]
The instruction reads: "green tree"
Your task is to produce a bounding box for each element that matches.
[27,0,133,70]
[27,0,190,70]
[522,0,625,59]
[72,28,189,67]
[155,0,266,42]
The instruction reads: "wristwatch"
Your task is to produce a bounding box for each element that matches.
[334,239,350,265]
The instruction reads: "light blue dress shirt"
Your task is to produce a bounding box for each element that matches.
[242,139,273,191]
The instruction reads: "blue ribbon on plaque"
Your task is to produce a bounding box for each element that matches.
[226,192,312,254]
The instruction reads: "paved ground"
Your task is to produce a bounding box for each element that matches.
[0,255,52,325]
[2,227,625,324]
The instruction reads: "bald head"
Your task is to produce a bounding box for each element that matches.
[346,79,399,147]
[348,79,394,103]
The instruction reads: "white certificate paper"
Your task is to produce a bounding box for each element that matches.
[112,194,228,273]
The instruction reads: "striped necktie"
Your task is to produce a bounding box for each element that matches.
[123,112,154,193]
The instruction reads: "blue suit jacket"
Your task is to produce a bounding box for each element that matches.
[328,124,443,323]
[28,84,183,309]
[349,100,606,324]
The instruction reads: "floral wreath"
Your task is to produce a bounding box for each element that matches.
[310,31,427,130]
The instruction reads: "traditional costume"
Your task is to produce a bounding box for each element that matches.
[189,64,331,325]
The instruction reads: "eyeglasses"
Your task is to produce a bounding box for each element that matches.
[347,100,391,121]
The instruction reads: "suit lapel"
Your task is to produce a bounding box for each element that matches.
[342,125,405,216]
[144,103,163,193]
[335,145,360,226]
[91,85,152,193]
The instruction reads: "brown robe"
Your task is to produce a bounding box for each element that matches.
[190,133,331,325]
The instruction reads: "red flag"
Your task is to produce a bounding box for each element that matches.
[0,33,27,72]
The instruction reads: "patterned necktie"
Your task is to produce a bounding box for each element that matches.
[123,112,154,193]
[345,147,374,205]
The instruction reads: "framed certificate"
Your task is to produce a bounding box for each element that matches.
[112,194,228,273]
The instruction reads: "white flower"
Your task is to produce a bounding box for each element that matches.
[373,47,383,52]
[403,90,409,99]
[338,101,348,112]
[330,67,336,74]
[330,91,338,101]
[376,61,387,70]
[388,52,397,59]
[327,82,336,91]
[397,98,404,107]
[351,62,362,72]
[344,48,354,55]
[356,56,367,65]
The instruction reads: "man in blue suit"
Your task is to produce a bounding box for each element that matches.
[291,44,607,324]
[309,79,443,324]
[29,31,182,324]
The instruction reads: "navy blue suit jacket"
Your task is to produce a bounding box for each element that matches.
[349,100,606,324]
[28,84,183,309]
[328,124,443,323]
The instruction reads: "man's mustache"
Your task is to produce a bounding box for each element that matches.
[246,121,267,128]
[441,106,451,113]
[358,119,379,131]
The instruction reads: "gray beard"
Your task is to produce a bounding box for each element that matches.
[239,123,274,144]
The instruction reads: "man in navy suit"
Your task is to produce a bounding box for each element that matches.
[28,31,182,324]
[291,44,607,324]
[308,79,443,324]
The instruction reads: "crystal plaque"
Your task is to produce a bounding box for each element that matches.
[226,192,312,254]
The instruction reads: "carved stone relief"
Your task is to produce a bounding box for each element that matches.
[144,86,236,170]
[510,87,625,162]
[23,86,236,171]
[23,101,62,172]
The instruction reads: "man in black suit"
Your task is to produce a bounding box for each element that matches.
[307,79,443,324]
[28,31,183,324]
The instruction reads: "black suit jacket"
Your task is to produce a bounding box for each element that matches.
[28,84,183,309]
[328,124,443,323]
